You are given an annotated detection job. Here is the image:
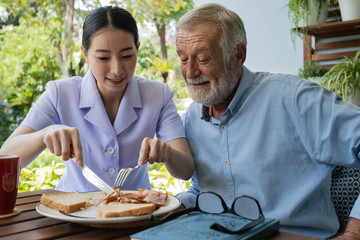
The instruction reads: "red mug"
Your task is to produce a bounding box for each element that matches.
[0,155,20,215]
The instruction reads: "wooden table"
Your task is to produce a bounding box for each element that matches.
[0,190,322,240]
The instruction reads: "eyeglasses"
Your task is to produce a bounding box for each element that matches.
[149,191,264,234]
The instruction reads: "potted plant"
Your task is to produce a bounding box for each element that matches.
[287,0,331,43]
[339,0,360,21]
[298,59,328,84]
[321,51,360,105]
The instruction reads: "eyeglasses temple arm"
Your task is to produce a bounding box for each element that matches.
[210,214,265,234]
[149,206,196,223]
[239,214,265,232]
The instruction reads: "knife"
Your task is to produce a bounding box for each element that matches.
[72,158,115,195]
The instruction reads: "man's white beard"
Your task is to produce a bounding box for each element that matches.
[186,64,237,106]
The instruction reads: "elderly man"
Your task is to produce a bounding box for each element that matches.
[175,3,360,239]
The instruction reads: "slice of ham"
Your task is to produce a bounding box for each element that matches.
[124,188,168,206]
[138,189,167,206]
[97,187,168,207]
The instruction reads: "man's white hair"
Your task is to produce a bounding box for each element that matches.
[176,3,247,63]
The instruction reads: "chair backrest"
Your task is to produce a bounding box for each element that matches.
[331,166,360,235]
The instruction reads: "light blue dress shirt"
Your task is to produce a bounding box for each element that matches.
[22,69,185,192]
[177,66,360,238]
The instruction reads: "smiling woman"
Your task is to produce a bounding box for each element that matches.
[81,28,139,124]
[0,6,194,194]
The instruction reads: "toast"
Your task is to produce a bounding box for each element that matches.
[40,192,93,213]
[96,202,156,218]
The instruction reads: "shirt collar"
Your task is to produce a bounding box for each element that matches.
[201,66,254,122]
[79,69,100,108]
[228,66,254,114]
[201,105,211,122]
[124,75,142,109]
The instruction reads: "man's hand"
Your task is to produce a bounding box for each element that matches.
[332,218,360,240]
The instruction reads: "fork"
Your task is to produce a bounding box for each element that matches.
[114,164,141,186]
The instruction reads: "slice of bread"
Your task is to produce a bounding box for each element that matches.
[40,192,93,213]
[96,203,156,218]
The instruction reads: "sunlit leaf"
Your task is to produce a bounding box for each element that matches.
[174,3,180,12]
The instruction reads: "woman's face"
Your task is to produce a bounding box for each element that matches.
[83,27,138,98]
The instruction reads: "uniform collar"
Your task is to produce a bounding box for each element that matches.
[79,69,142,138]
[79,69,142,109]
[79,69,101,109]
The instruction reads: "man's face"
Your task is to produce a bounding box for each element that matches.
[176,23,238,106]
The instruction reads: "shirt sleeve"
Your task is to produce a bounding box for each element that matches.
[21,81,60,130]
[156,84,185,142]
[350,197,360,220]
[176,173,200,208]
[349,153,360,220]
[294,80,360,167]
[295,81,360,220]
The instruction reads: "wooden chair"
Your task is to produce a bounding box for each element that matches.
[331,165,360,235]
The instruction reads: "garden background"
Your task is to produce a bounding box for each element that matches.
[0,0,195,195]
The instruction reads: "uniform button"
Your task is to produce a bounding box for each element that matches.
[228,194,233,199]
[220,126,225,130]
[106,147,115,154]
[232,111,237,115]
[108,168,116,174]
[224,160,229,164]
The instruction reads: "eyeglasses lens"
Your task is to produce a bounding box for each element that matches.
[198,192,224,213]
[233,197,260,220]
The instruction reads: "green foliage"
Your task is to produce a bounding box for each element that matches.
[0,100,24,146]
[4,0,90,78]
[114,0,194,26]
[148,163,190,195]
[0,23,61,108]
[287,0,328,25]
[0,22,61,145]
[322,51,360,101]
[135,36,162,80]
[287,0,330,44]
[0,1,22,27]
[145,57,173,74]
[298,60,328,79]
[169,78,189,105]
[19,150,64,192]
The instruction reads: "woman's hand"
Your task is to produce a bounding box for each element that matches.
[138,137,171,166]
[43,125,83,166]
[137,137,194,180]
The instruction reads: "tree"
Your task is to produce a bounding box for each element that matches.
[0,0,94,145]
[113,0,194,83]
[1,0,95,78]
[0,20,61,145]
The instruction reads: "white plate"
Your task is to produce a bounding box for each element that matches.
[36,191,180,227]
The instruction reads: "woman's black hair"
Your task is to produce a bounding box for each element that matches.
[82,6,139,52]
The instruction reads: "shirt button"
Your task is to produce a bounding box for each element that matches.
[224,160,229,164]
[106,147,115,154]
[232,111,237,115]
[220,126,225,130]
[108,168,116,174]
[228,194,233,199]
